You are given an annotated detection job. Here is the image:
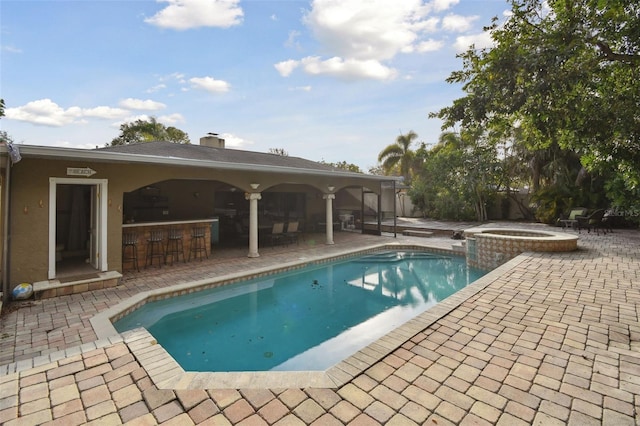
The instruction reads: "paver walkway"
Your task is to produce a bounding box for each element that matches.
[1,223,639,425]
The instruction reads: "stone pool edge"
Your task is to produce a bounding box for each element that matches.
[92,244,526,389]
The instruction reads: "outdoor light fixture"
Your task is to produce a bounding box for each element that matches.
[250,183,260,190]
[327,185,335,192]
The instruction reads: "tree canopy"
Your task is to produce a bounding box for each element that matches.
[0,99,10,146]
[410,131,503,221]
[108,117,190,146]
[320,160,362,173]
[431,0,640,213]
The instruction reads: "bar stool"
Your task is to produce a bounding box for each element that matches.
[122,232,139,272]
[189,226,208,261]
[165,227,185,265]
[145,229,165,268]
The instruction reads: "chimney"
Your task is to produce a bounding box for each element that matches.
[200,133,225,148]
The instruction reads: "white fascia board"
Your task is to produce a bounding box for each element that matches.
[0,144,400,182]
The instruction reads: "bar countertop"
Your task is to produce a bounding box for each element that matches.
[122,218,218,228]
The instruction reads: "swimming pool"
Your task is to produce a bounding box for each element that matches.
[114,250,485,372]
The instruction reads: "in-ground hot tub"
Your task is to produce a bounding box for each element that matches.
[464,228,578,270]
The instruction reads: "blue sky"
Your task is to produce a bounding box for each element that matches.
[1,0,508,171]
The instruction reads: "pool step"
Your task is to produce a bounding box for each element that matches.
[33,271,122,299]
[402,230,434,238]
[357,251,449,263]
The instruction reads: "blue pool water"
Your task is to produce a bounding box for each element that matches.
[114,250,485,372]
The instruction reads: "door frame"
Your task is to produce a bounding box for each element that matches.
[48,178,108,279]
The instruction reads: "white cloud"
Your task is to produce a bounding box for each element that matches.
[119,98,167,111]
[189,76,231,93]
[454,31,494,52]
[289,86,312,92]
[303,0,424,61]
[300,56,397,81]
[279,0,475,80]
[1,45,22,53]
[285,30,301,49]
[274,59,300,77]
[158,113,185,125]
[442,13,478,32]
[5,99,128,126]
[430,0,459,12]
[415,39,444,52]
[411,17,440,33]
[53,140,99,150]
[146,84,167,93]
[82,106,130,119]
[5,99,79,126]
[145,0,243,30]
[168,72,186,82]
[147,72,187,93]
[219,132,253,148]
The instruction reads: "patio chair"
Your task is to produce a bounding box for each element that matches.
[268,222,286,246]
[284,221,300,245]
[576,209,607,235]
[558,207,588,231]
[601,210,615,234]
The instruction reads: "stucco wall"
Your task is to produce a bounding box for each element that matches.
[7,156,386,285]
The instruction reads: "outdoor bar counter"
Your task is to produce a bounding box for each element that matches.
[122,218,218,267]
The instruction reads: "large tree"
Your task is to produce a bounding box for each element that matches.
[108,117,190,146]
[377,131,419,184]
[410,131,502,221]
[432,0,640,213]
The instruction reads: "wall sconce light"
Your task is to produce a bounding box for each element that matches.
[250,183,260,190]
[327,185,335,192]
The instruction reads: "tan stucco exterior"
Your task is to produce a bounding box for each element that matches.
[3,152,396,288]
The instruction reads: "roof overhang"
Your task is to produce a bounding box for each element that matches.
[0,144,401,183]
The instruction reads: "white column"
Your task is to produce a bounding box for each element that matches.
[245,192,262,257]
[324,193,335,245]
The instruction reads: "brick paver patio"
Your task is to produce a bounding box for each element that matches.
[1,223,639,425]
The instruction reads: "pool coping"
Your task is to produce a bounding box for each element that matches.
[464,226,579,241]
[91,243,526,389]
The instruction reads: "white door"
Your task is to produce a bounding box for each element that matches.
[49,178,108,279]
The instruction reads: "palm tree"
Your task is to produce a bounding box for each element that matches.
[378,131,418,184]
